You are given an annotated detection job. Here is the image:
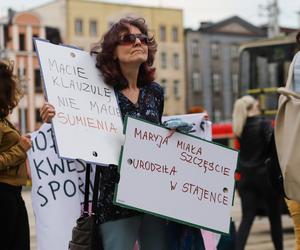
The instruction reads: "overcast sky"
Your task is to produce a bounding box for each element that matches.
[1,0,300,29]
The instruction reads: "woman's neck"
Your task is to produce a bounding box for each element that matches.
[120,63,140,89]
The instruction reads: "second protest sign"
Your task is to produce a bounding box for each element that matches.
[115,116,238,234]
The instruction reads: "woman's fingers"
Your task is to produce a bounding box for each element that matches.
[40,102,56,123]
[20,135,32,151]
[166,129,176,139]
[23,134,31,139]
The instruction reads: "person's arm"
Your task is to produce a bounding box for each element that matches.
[0,130,30,171]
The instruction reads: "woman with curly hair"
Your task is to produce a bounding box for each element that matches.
[0,60,32,250]
[40,17,168,250]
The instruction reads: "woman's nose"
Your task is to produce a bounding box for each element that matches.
[134,37,142,46]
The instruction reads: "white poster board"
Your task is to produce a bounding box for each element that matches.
[34,38,124,164]
[28,124,96,250]
[115,116,238,234]
[163,114,223,246]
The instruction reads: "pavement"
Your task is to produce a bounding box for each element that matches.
[23,190,296,250]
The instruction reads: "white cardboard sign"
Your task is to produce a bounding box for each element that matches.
[34,39,124,165]
[28,123,98,250]
[163,114,222,246]
[115,116,238,234]
[28,123,81,250]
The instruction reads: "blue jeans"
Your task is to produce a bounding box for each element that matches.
[99,214,169,250]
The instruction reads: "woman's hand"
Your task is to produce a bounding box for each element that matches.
[40,102,56,123]
[166,129,176,139]
[19,135,32,152]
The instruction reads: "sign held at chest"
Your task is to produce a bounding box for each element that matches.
[115,116,238,234]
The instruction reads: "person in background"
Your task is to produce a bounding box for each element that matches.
[285,30,300,250]
[0,60,32,250]
[232,95,283,250]
[40,17,169,250]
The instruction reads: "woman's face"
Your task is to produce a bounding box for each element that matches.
[114,25,148,67]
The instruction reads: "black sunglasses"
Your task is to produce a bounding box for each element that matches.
[118,34,149,45]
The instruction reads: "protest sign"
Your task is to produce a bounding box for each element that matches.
[115,116,238,234]
[28,123,96,250]
[34,38,124,165]
[164,114,221,247]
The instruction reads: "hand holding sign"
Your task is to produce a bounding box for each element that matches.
[19,134,32,151]
[40,102,56,123]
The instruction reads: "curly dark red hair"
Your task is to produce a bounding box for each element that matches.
[0,61,22,119]
[91,17,157,90]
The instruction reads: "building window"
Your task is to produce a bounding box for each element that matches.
[75,18,83,35]
[230,44,239,58]
[173,80,180,98]
[161,79,168,97]
[35,69,43,93]
[232,73,239,93]
[191,39,199,56]
[161,52,167,69]
[18,68,26,78]
[35,109,43,123]
[192,72,201,92]
[212,73,221,92]
[173,53,179,69]
[211,42,220,58]
[160,25,166,42]
[19,33,25,51]
[172,26,178,42]
[18,69,27,93]
[89,20,97,36]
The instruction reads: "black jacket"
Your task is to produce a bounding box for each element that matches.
[238,116,272,169]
